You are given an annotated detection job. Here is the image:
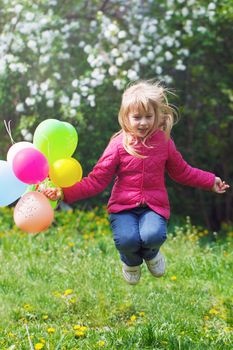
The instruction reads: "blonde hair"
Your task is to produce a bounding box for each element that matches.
[113,80,178,157]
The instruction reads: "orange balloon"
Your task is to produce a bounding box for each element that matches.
[14,191,54,234]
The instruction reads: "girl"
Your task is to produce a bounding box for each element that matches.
[44,81,229,285]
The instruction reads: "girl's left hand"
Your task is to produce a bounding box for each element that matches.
[212,177,230,194]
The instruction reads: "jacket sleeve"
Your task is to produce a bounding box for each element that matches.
[62,139,119,203]
[166,138,215,189]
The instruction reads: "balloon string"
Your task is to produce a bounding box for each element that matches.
[4,120,15,144]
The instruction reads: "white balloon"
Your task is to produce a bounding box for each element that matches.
[7,142,35,164]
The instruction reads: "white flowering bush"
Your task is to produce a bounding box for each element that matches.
[0,0,232,227]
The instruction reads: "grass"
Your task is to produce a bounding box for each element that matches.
[0,207,232,349]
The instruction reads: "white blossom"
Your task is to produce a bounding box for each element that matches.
[176,60,186,70]
[113,79,125,90]
[111,48,120,57]
[45,90,55,99]
[30,84,38,96]
[197,26,207,33]
[156,66,162,74]
[87,94,95,107]
[69,109,77,117]
[24,132,33,141]
[181,8,189,17]
[127,69,138,81]
[140,56,148,65]
[46,99,54,107]
[53,72,61,80]
[16,103,25,112]
[40,81,50,92]
[25,97,36,106]
[14,4,23,14]
[165,51,173,61]
[59,95,70,104]
[208,3,216,11]
[84,45,92,54]
[72,79,79,88]
[115,57,124,66]
[118,30,127,39]
[108,65,118,76]
[25,12,35,21]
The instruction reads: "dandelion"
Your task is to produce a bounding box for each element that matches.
[97,340,106,347]
[171,275,177,281]
[203,315,209,320]
[75,330,85,337]
[42,315,48,320]
[35,343,44,350]
[64,289,73,296]
[47,327,55,334]
[139,311,145,317]
[209,308,219,315]
[130,315,137,322]
[73,325,82,330]
[68,242,75,247]
[23,303,33,311]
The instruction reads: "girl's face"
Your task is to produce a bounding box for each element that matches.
[128,105,156,139]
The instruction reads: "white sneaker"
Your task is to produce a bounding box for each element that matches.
[122,263,141,285]
[145,252,165,277]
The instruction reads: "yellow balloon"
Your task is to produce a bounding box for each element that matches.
[49,158,83,187]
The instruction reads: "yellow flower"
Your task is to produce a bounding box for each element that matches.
[42,315,48,320]
[139,311,145,317]
[23,303,33,311]
[39,338,46,344]
[75,330,85,337]
[97,340,106,347]
[80,326,88,332]
[68,242,75,247]
[209,308,219,315]
[130,315,137,322]
[73,325,81,330]
[69,297,77,304]
[171,276,177,281]
[64,289,73,296]
[35,343,44,350]
[47,327,55,334]
[8,332,15,338]
[204,315,209,320]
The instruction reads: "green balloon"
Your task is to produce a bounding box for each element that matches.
[33,119,78,164]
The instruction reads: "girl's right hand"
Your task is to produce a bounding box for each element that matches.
[42,187,63,201]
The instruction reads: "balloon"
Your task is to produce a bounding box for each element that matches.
[0,160,27,206]
[14,191,54,234]
[7,142,35,165]
[12,148,49,184]
[25,178,58,209]
[33,119,78,164]
[49,158,82,187]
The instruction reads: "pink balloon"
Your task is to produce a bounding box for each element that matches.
[12,148,49,184]
[14,191,54,234]
[7,142,35,165]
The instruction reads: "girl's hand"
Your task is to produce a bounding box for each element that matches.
[42,187,63,201]
[212,177,230,194]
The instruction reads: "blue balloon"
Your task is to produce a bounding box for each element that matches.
[0,160,27,207]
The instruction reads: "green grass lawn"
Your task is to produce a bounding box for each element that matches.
[0,207,232,349]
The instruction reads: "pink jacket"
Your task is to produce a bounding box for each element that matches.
[63,130,215,219]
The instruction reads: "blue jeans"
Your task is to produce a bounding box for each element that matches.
[109,207,167,266]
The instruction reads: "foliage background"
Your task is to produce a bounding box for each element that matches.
[0,0,232,229]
